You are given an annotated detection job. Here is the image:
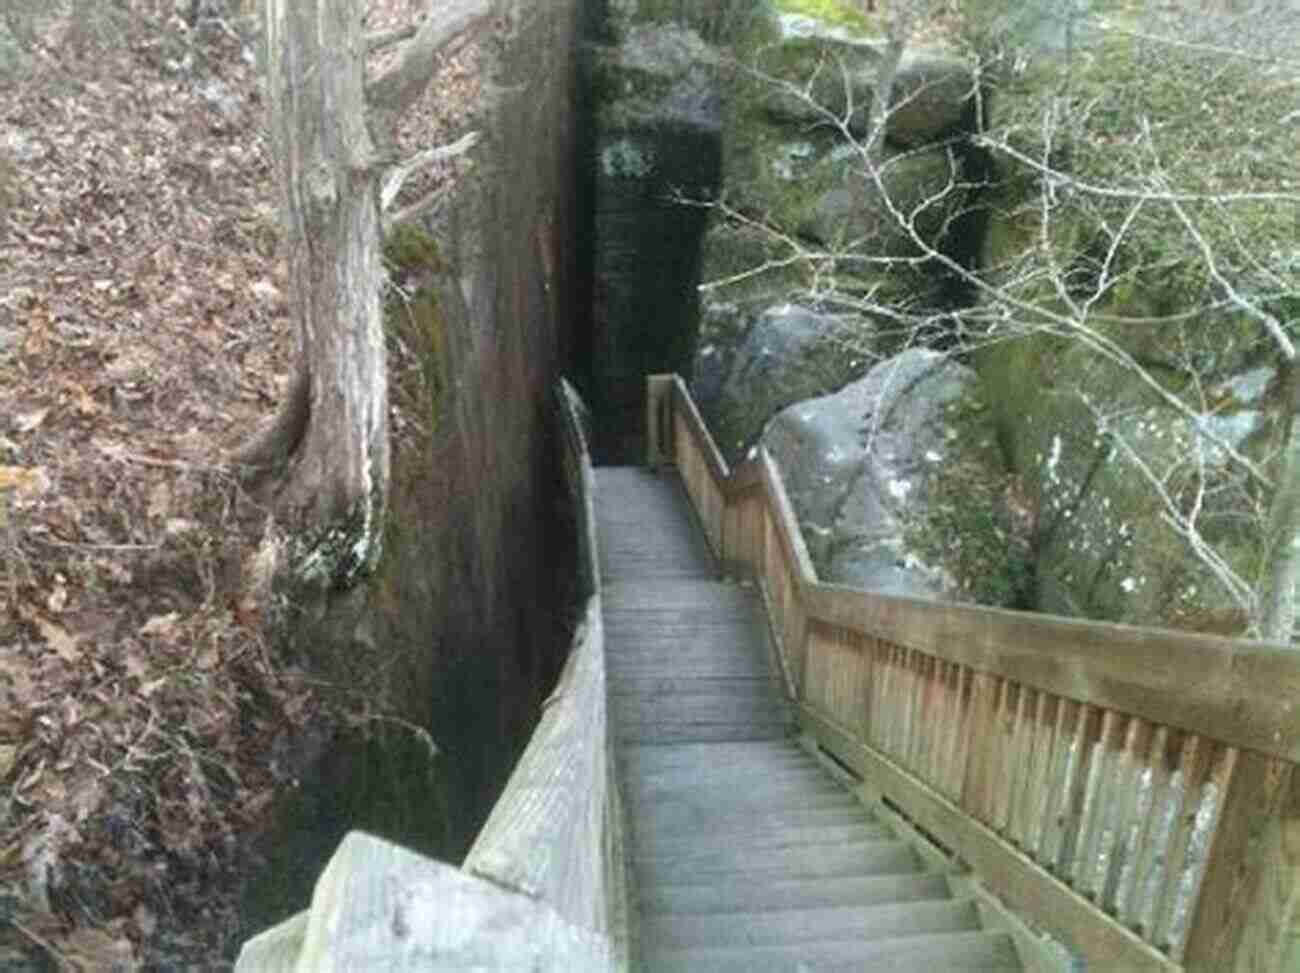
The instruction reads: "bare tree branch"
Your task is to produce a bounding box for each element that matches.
[366,24,416,54]
[366,0,491,117]
[380,130,480,213]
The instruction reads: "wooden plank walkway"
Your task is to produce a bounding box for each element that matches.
[596,467,1022,971]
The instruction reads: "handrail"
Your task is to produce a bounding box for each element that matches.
[648,372,1300,973]
[235,381,629,971]
[462,379,630,960]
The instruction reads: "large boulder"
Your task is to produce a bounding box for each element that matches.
[764,349,1029,604]
[704,3,983,315]
[758,15,976,147]
[977,334,1277,633]
[972,15,1297,634]
[694,303,873,463]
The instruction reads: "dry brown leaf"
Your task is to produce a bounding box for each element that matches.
[71,383,102,417]
[139,612,180,638]
[147,480,172,523]
[17,603,82,663]
[46,575,69,614]
[11,408,49,433]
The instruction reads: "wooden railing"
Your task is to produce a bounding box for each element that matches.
[461,379,630,962]
[648,373,1300,973]
[236,382,629,971]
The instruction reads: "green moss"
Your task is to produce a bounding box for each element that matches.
[384,223,444,280]
[900,391,1035,607]
[382,225,446,441]
[773,0,877,33]
[987,33,1298,323]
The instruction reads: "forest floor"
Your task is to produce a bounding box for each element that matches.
[0,2,480,968]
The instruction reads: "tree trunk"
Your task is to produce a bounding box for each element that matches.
[257,0,389,587]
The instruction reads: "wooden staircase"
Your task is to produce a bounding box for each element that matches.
[596,467,1022,971]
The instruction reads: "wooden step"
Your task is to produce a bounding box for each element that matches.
[644,898,981,950]
[632,820,892,857]
[635,837,920,885]
[645,930,1022,972]
[641,872,955,916]
[634,787,862,835]
[632,804,874,849]
[620,739,811,770]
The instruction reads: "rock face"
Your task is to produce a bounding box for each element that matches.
[763,350,1027,605]
[690,2,988,470]
[978,335,1275,633]
[588,22,723,462]
[694,303,871,463]
[970,10,1295,634]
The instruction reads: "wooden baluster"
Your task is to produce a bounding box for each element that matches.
[942,665,974,802]
[1161,743,1235,962]
[963,672,1001,826]
[1006,686,1037,847]
[1073,710,1124,900]
[1023,692,1060,860]
[989,680,1019,835]
[1039,697,1078,871]
[1116,724,1169,931]
[916,655,941,786]
[1102,716,1155,915]
[851,628,871,738]
[1151,734,1214,954]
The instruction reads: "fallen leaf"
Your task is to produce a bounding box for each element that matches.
[139,612,180,638]
[147,480,171,522]
[72,383,102,417]
[46,575,69,613]
[11,408,48,433]
[17,603,81,663]
[0,743,16,779]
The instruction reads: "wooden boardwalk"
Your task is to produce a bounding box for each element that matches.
[596,467,1022,972]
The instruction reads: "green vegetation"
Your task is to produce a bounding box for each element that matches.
[987,30,1298,329]
[773,0,877,33]
[383,224,446,440]
[903,392,1035,608]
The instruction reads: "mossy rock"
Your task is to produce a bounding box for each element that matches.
[383,225,446,442]
[974,332,1269,633]
[983,30,1299,329]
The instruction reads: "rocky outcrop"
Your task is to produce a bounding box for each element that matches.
[763,349,1028,605]
[694,302,871,462]
[690,2,988,469]
[587,22,723,461]
[970,11,1294,633]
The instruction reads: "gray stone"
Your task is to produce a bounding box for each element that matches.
[802,145,964,258]
[978,332,1275,633]
[764,350,1022,603]
[694,303,873,463]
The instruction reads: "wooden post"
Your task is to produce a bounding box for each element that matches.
[1181,752,1299,972]
[645,375,674,468]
